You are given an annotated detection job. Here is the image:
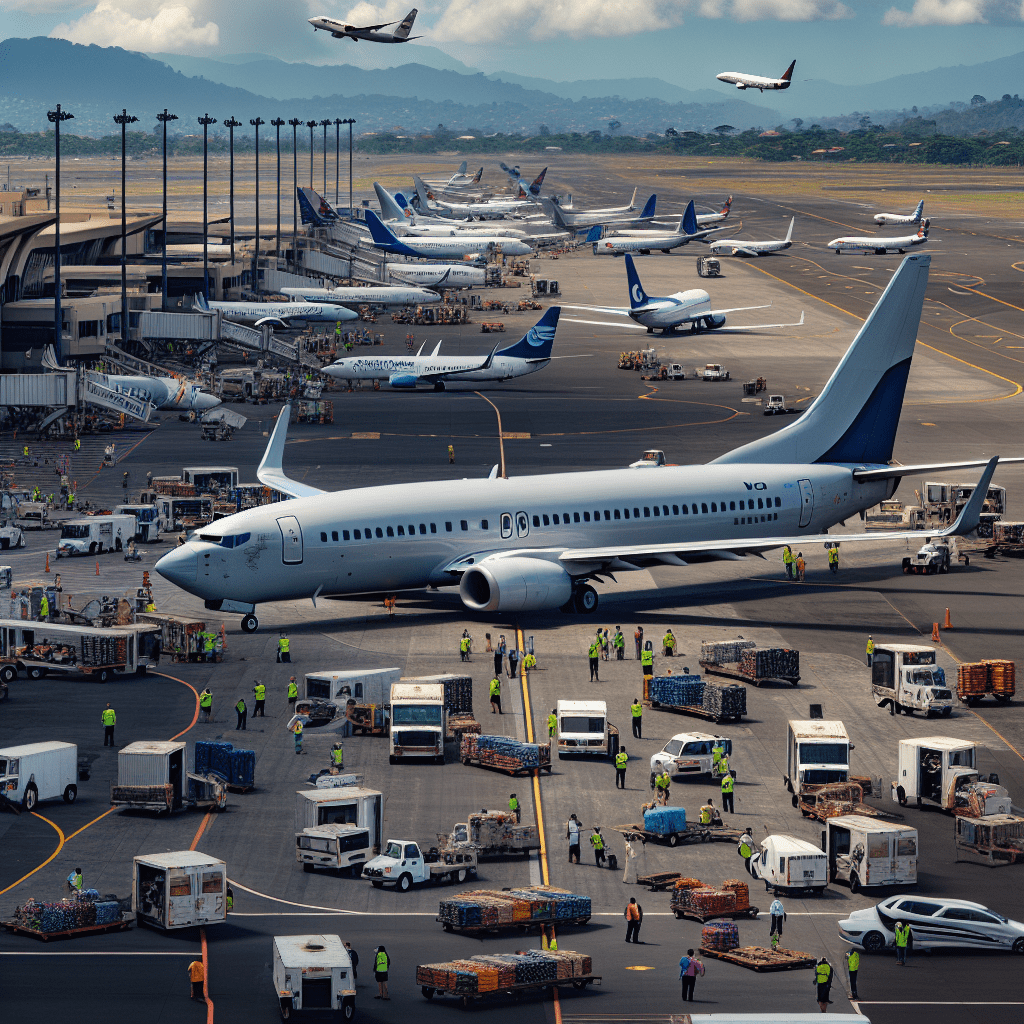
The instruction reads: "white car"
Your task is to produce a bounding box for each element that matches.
[839,895,1024,954]
[649,732,732,785]
[0,519,25,550]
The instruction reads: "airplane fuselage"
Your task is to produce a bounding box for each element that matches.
[367,234,533,258]
[207,300,358,324]
[828,233,928,254]
[323,353,550,386]
[384,264,486,288]
[593,232,707,255]
[280,286,440,307]
[716,72,791,92]
[105,374,220,411]
[629,290,721,330]
[707,239,790,257]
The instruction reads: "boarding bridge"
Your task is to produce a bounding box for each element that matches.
[82,375,155,422]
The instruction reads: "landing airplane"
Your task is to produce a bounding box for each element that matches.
[195,294,357,328]
[384,263,486,288]
[323,307,560,390]
[278,284,441,308]
[590,201,721,255]
[542,192,656,230]
[708,218,794,257]
[412,176,537,219]
[155,253,1020,634]
[717,60,796,92]
[374,183,529,238]
[563,254,803,335]
[364,210,534,258]
[308,8,420,42]
[874,200,925,226]
[828,222,929,255]
[499,163,548,197]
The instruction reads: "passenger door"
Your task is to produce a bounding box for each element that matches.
[798,479,814,528]
[515,511,529,538]
[277,516,303,564]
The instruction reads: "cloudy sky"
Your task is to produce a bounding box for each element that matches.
[1,0,1022,86]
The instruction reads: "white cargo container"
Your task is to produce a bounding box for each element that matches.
[0,740,78,810]
[57,515,136,557]
[389,681,446,764]
[295,788,382,851]
[295,824,374,875]
[785,720,850,802]
[113,740,186,812]
[871,643,953,717]
[893,736,1010,812]
[133,851,226,930]
[826,815,919,891]
[273,934,355,1020]
[556,699,619,759]
[113,503,164,542]
[748,834,828,895]
[303,668,401,705]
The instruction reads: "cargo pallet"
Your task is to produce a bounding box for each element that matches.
[673,904,760,923]
[614,823,742,848]
[2,917,132,942]
[699,945,815,973]
[421,974,601,1007]
[644,699,743,725]
[437,915,592,935]
[699,661,799,688]
[461,754,553,777]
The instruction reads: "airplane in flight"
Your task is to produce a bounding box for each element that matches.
[385,263,486,288]
[717,60,796,92]
[155,253,1019,634]
[874,200,925,226]
[542,192,657,230]
[278,284,442,307]
[563,254,804,335]
[195,294,358,328]
[363,210,534,258]
[589,201,722,255]
[374,184,529,237]
[707,218,795,257]
[412,176,538,219]
[308,8,420,42]
[828,222,929,255]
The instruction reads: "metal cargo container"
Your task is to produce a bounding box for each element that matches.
[133,851,226,930]
[273,934,355,1020]
[295,787,382,851]
[117,740,185,807]
[304,668,401,705]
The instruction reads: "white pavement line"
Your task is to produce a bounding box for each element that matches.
[230,911,438,917]
[856,1002,1024,1006]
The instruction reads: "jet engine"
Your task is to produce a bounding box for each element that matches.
[459,557,573,613]
[388,372,418,388]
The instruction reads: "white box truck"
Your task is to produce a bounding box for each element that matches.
[56,514,136,557]
[893,737,1010,812]
[296,823,375,876]
[871,644,953,718]
[304,668,401,705]
[748,834,828,895]
[113,503,164,542]
[133,851,226,930]
[785,720,850,805]
[273,934,355,1021]
[389,681,446,764]
[0,740,78,810]
[826,815,918,892]
[295,788,382,853]
[556,699,619,759]
[182,466,239,493]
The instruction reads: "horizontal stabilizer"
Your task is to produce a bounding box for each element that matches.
[853,457,1024,482]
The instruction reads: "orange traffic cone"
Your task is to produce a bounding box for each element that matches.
[95,561,100,576]
[943,607,952,630]
[45,552,49,573]
[219,624,227,652]
[931,622,941,643]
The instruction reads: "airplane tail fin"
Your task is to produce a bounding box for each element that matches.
[919,219,929,238]
[681,199,697,236]
[529,167,547,196]
[914,200,924,221]
[394,8,418,39]
[714,253,931,467]
[624,255,647,310]
[496,306,560,359]
[584,225,602,244]
[413,175,435,210]
[364,209,400,245]
[194,293,210,312]
[638,194,656,220]
[374,182,409,222]
[297,186,337,227]
[393,192,413,214]
[781,59,796,82]
[472,167,483,183]
[784,217,794,243]
[541,198,566,228]
[457,159,467,175]
[721,196,733,216]
[629,187,638,210]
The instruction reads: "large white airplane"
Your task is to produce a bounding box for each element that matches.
[413,176,538,219]
[308,8,420,42]
[607,197,733,237]
[563,254,803,335]
[874,200,924,226]
[708,218,795,257]
[828,222,929,255]
[542,192,657,231]
[322,307,559,390]
[717,60,796,92]
[279,284,441,307]
[589,201,721,255]
[385,263,486,288]
[364,210,534,258]
[156,253,1019,633]
[195,294,358,328]
[374,183,528,237]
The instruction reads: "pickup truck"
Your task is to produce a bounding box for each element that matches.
[763,395,800,416]
[629,449,667,469]
[362,839,478,892]
[697,363,730,381]
[902,541,953,575]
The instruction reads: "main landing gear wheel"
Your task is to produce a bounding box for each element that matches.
[434,381,446,391]
[574,584,598,614]
[241,614,259,633]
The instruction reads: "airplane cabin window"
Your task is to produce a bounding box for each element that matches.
[604,510,611,521]
[552,514,560,524]
[583,512,590,522]
[662,505,669,515]
[460,520,468,531]
[397,526,405,536]
[573,513,580,523]
[386,527,394,537]
[624,509,630,519]
[543,515,550,526]
[430,523,437,533]
[408,524,415,535]
[419,524,426,535]
[729,502,735,511]
[644,507,650,518]
[701,503,708,514]
[633,508,640,518]
[320,532,327,542]
[353,530,361,539]
[775,497,782,507]
[613,509,621,520]
[757,498,763,509]
[365,526,371,537]
[376,528,383,538]
[594,510,601,520]
[739,500,745,510]
[563,512,570,521]
[682,505,688,515]
[342,530,350,541]
[332,531,339,542]
[533,515,540,527]
[480,520,488,531]
[653,506,660,517]
[711,503,717,513]
[445,522,452,532]
[673,505,679,515]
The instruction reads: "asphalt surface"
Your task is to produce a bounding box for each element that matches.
[2,159,1023,1024]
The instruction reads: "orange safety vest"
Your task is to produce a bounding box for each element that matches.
[188,961,205,983]
[626,903,640,921]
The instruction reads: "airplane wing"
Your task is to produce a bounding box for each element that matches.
[726,246,760,257]
[257,406,327,499]
[561,304,630,316]
[706,304,771,317]
[351,19,399,30]
[710,311,805,332]
[853,457,1024,482]
[562,317,647,330]
[417,343,501,382]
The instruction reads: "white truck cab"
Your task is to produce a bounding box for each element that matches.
[630,449,667,469]
[296,824,373,876]
[748,834,828,895]
[556,699,618,759]
[361,838,477,891]
[0,519,25,550]
[893,737,1010,813]
[871,643,953,717]
[649,732,733,783]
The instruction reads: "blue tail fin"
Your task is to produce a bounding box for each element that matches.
[681,199,697,236]
[638,194,656,219]
[584,225,602,243]
[364,209,400,245]
[297,187,337,226]
[625,255,647,309]
[913,200,924,221]
[394,192,412,212]
[496,306,560,359]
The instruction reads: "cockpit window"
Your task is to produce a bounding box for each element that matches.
[199,533,251,549]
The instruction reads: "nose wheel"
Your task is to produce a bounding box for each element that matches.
[241,613,259,633]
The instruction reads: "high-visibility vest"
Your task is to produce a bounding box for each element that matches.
[699,806,712,824]
[102,708,116,726]
[815,963,832,984]
[254,684,266,700]
[641,649,653,667]
[288,682,298,699]
[615,752,627,769]
[549,937,557,951]
[783,548,793,564]
[524,654,536,669]
[235,699,246,713]
[189,961,205,982]
[631,702,642,718]
[614,633,624,647]
[226,893,233,912]
[460,637,470,652]
[375,951,389,972]
[294,721,303,735]
[200,692,212,709]
[846,950,860,972]
[739,841,752,858]
[895,924,910,947]
[204,634,214,652]
[663,634,674,648]
[509,796,519,812]
[712,744,724,763]
[489,679,500,697]
[588,643,600,658]
[590,833,604,850]
[547,713,557,733]
[866,638,875,655]
[655,773,668,790]
[721,774,734,795]
[719,756,730,775]
[332,747,344,766]
[279,637,290,652]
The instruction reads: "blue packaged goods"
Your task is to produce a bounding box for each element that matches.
[80,888,101,901]
[228,748,255,788]
[94,901,121,925]
[643,806,688,835]
[195,740,232,776]
[210,742,233,780]
[462,733,545,770]
[650,675,704,706]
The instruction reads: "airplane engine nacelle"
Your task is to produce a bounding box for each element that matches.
[389,373,418,388]
[736,83,746,90]
[460,557,573,613]
[707,314,726,329]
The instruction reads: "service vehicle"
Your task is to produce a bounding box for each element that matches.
[389,681,446,764]
[113,503,164,542]
[870,643,953,717]
[133,851,227,930]
[181,466,239,493]
[556,699,619,759]
[155,495,214,531]
[747,834,828,895]
[902,540,953,575]
[893,736,1010,813]
[784,720,850,805]
[697,363,730,381]
[0,740,79,810]
[295,787,383,852]
[649,732,734,785]
[440,809,541,858]
[15,502,51,530]
[112,740,228,814]
[641,362,685,381]
[838,894,1024,953]
[763,395,799,416]
[0,519,25,550]
[56,515,135,556]
[274,934,356,1021]
[303,668,401,706]
[825,815,918,892]
[361,838,478,891]
[296,823,374,876]
[629,449,668,468]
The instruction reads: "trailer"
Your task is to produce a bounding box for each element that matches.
[644,676,747,723]
[133,851,227,930]
[955,814,1024,866]
[3,893,132,941]
[612,822,743,848]
[111,740,228,814]
[439,810,541,859]
[699,945,816,973]
[826,815,918,891]
[436,886,592,934]
[700,642,800,687]
[274,934,355,1021]
[135,612,207,661]
[460,734,553,775]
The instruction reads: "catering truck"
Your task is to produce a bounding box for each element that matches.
[871,644,953,718]
[295,787,383,853]
[296,823,375,876]
[133,851,227,930]
[825,815,919,892]
[57,515,135,556]
[747,834,828,895]
[0,741,79,810]
[556,699,619,759]
[893,737,1011,813]
[273,934,356,1021]
[784,720,850,806]
[389,681,446,764]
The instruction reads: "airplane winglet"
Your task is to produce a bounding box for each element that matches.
[940,457,999,537]
[257,405,326,499]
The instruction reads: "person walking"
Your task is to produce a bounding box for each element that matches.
[662,629,676,656]
[331,742,344,769]
[447,444,454,464]
[187,958,205,1002]
[815,957,834,1012]
[796,552,806,581]
[493,637,504,677]
[459,633,471,662]
[769,897,786,948]
[845,948,860,999]
[101,703,116,746]
[634,626,643,660]
[508,646,519,678]
[489,676,502,714]
[588,637,600,681]
[630,698,643,738]
[613,628,625,660]
[509,793,520,823]
[67,867,84,893]
[828,544,839,574]
[277,632,290,663]
[866,635,875,668]
[566,814,582,863]
[293,719,304,755]
[235,697,247,730]
[547,708,557,738]
[894,920,911,965]
[199,688,213,723]
[615,747,628,789]
[738,830,754,871]
[344,942,358,980]
[252,680,266,717]
[374,945,390,1000]
[641,642,654,681]
[226,886,234,914]
[590,826,606,867]
[782,544,795,579]
[624,897,643,943]
[287,677,298,704]
[721,769,735,814]
[679,948,704,1002]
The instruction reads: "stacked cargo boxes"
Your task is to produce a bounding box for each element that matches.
[82,634,128,667]
[649,675,703,706]
[722,879,750,910]
[701,640,756,665]
[702,682,747,719]
[737,647,800,682]
[437,887,591,931]
[12,893,123,934]
[416,951,592,993]
[701,921,740,951]
[193,740,255,789]
[957,660,1016,702]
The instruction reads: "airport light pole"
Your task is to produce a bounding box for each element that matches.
[340,118,356,217]
[223,116,241,268]
[288,118,301,270]
[113,108,138,346]
[305,120,317,187]
[47,104,73,362]
[197,114,217,300]
[333,118,341,205]
[250,117,264,297]
[156,109,178,309]
[271,118,285,268]
[320,119,330,195]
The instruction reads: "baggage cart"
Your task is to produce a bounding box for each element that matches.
[460,735,553,776]
[612,822,742,848]
[699,945,816,972]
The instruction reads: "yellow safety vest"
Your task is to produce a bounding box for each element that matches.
[867,639,875,655]
[739,841,752,858]
[375,951,389,972]
[588,643,600,658]
[663,634,674,648]
[590,833,604,850]
[490,679,500,697]
[895,925,910,947]
[460,638,470,652]
[719,757,730,775]
[332,748,344,766]
[547,713,557,732]
[235,700,245,713]
[846,951,859,972]
[699,806,711,824]
[641,650,653,667]
[254,684,266,700]
[816,963,832,984]
[509,797,519,812]
[294,721,303,735]
[288,682,298,698]
[615,752,627,769]
[655,774,669,790]
[631,703,642,718]
[102,708,116,726]
[721,774,734,794]
[279,637,290,652]
[613,633,624,647]
[200,692,212,709]
[712,745,724,763]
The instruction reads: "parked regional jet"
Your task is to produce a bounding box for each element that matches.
[717,60,796,92]
[156,253,1020,634]
[309,8,420,42]
[385,263,486,288]
[323,307,560,390]
[708,218,795,257]
[874,200,925,226]
[564,254,803,335]
[542,192,656,230]
[279,284,441,307]
[413,176,537,218]
[195,294,357,328]
[590,201,721,255]
[107,373,220,412]
[828,222,929,255]
[374,183,529,237]
[364,210,533,257]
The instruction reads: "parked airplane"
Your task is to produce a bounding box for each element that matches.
[828,222,929,255]
[874,200,925,226]
[107,373,220,412]
[194,294,357,328]
[363,210,534,257]
[412,176,537,219]
[323,307,560,390]
[278,284,441,307]
[308,8,420,42]
[542,192,657,230]
[708,218,794,257]
[590,201,721,255]
[563,254,804,335]
[155,253,1019,634]
[698,197,733,226]
[374,183,529,237]
[384,263,486,288]
[607,197,732,237]
[717,60,796,92]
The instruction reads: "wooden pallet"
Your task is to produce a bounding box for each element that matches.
[2,918,132,942]
[636,872,683,891]
[646,699,743,723]
[699,944,815,972]
[673,905,760,923]
[699,661,799,688]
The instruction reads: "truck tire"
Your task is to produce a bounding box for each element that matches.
[63,785,77,804]
[397,873,413,893]
[849,873,860,894]
[98,668,110,683]
[303,862,314,873]
[862,931,885,953]
[23,783,38,811]
[0,665,16,684]
[388,755,396,765]
[456,869,467,884]
[422,987,436,1000]
[27,667,47,680]
[371,880,384,889]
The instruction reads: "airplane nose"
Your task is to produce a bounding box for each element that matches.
[156,546,197,587]
[194,391,221,411]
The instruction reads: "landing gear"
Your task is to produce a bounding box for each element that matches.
[241,613,259,633]
[574,584,599,614]
[434,381,446,391]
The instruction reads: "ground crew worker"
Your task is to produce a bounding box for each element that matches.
[613,628,625,660]
[489,676,501,714]
[769,897,786,948]
[447,444,454,464]
[331,742,344,769]
[630,698,643,738]
[277,632,290,663]
[509,793,520,822]
[23,445,29,458]
[235,696,247,731]
[566,814,582,863]
[226,886,234,914]
[634,626,643,659]
[866,635,875,667]
[588,638,600,681]
[523,651,536,672]
[894,920,911,965]
[718,753,730,778]
[590,827,606,866]
[615,748,628,789]
[508,646,519,678]
[187,958,205,1001]
[293,719,304,754]
[74,438,80,452]
[655,770,670,805]
[67,492,74,511]
[68,867,83,892]
[39,593,49,621]
[199,688,212,722]
[699,798,714,825]
[203,631,215,662]
[845,948,859,999]
[374,945,390,1000]
[624,897,642,943]
[828,544,839,574]
[662,629,676,656]
[738,830,753,869]
[721,769,735,814]
[641,642,654,680]
[796,551,806,581]
[459,634,471,662]
[547,928,557,951]
[815,957,833,1012]
[712,741,725,772]
[547,708,557,737]
[252,679,266,717]
[287,677,298,704]
[102,703,116,746]
[782,544,795,579]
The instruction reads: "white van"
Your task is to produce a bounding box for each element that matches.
[556,699,619,759]
[0,741,78,809]
[748,834,828,895]
[57,515,135,556]
[826,815,918,891]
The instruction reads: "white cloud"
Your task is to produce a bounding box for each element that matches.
[49,2,220,52]
[729,0,852,19]
[335,1,417,25]
[882,0,1021,25]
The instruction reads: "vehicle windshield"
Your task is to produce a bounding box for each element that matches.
[384,842,403,859]
[392,706,442,726]
[60,524,90,539]
[798,742,848,764]
[664,739,683,756]
[561,716,605,734]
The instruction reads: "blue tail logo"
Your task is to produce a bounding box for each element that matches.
[365,209,399,244]
[529,168,547,196]
[913,200,924,221]
[497,307,560,359]
[625,255,647,308]
[638,194,656,219]
[682,199,697,236]
[584,225,602,244]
